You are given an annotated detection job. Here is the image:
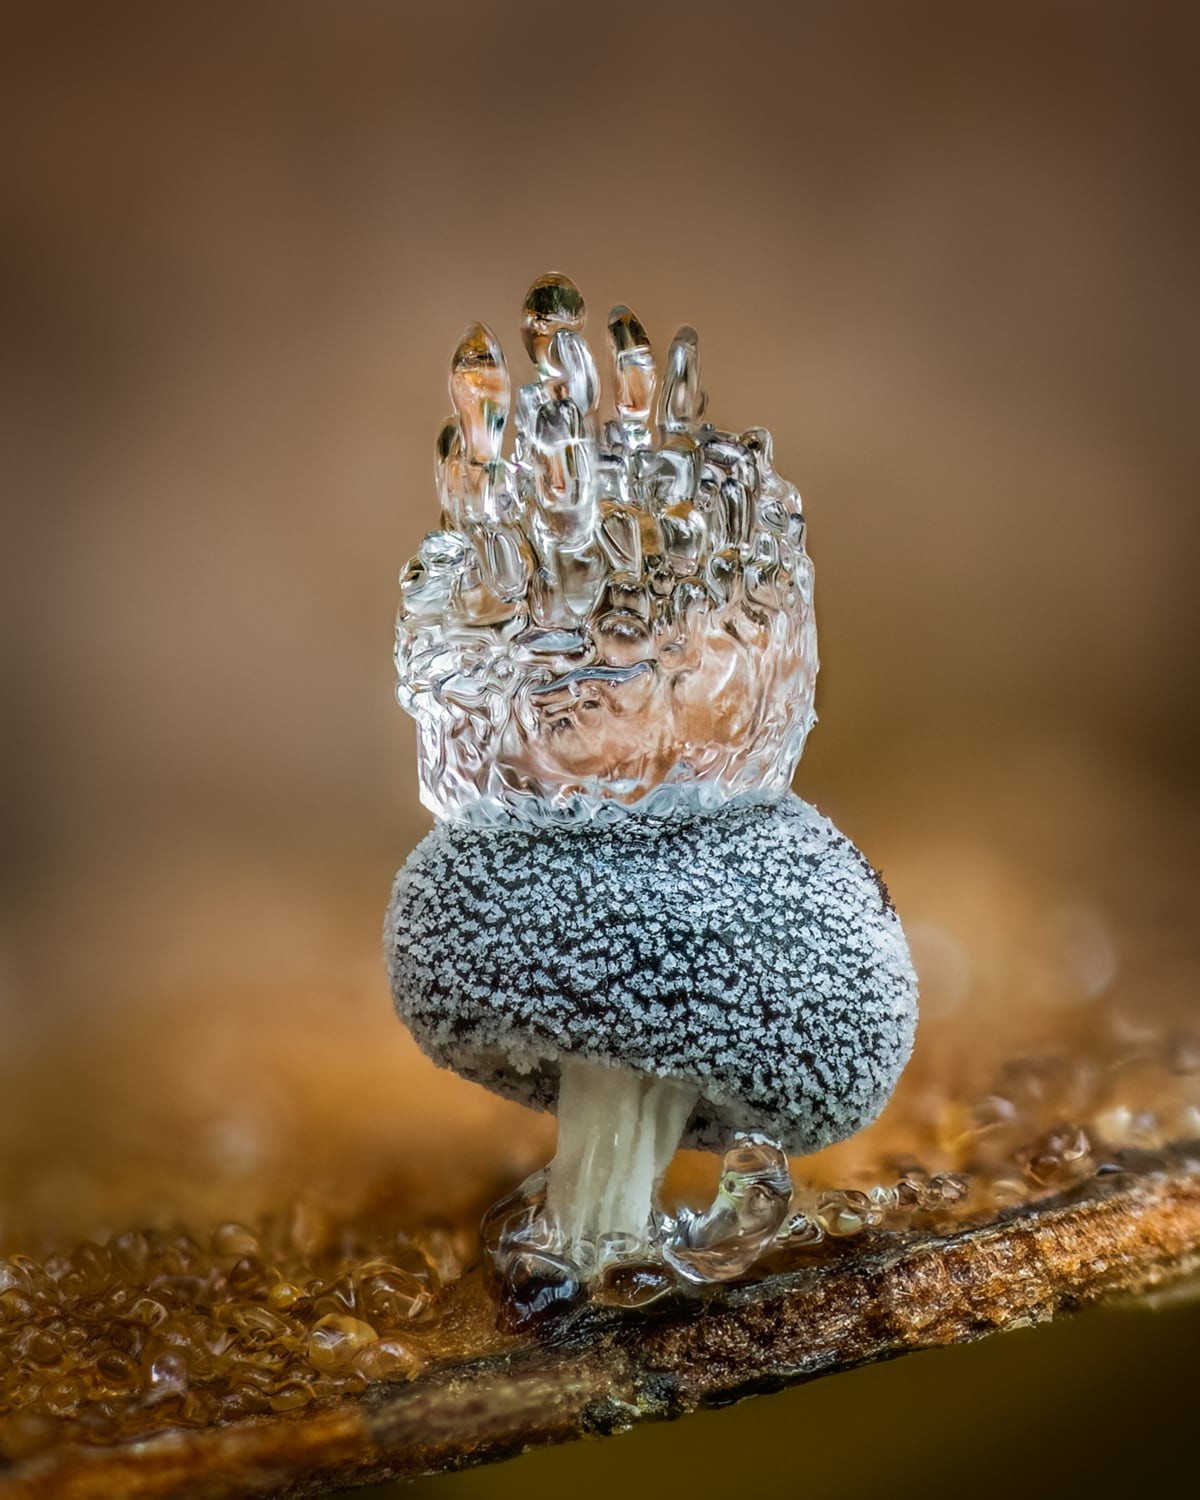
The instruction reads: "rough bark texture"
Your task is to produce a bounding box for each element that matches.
[4,1149,1197,1500]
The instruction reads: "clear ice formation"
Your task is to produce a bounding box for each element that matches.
[394,272,818,827]
[388,275,916,1323]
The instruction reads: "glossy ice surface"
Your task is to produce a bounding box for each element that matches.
[394,274,818,826]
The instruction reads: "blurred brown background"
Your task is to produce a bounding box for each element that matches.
[2,1,1198,1496]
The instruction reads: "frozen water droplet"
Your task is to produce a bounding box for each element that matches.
[142,1345,190,1401]
[594,1230,644,1266]
[705,546,742,607]
[434,417,472,530]
[740,426,774,470]
[660,326,705,432]
[745,559,784,611]
[1019,1126,1094,1189]
[704,437,758,494]
[398,563,447,620]
[554,541,609,618]
[663,1137,792,1282]
[475,524,532,600]
[399,530,472,621]
[307,1315,378,1373]
[595,611,654,667]
[815,1189,878,1237]
[595,1260,675,1309]
[418,531,470,572]
[719,479,753,549]
[521,272,587,373]
[450,322,510,466]
[497,1251,584,1333]
[481,1169,552,1264]
[630,443,695,509]
[607,305,657,425]
[597,501,643,574]
[601,573,651,619]
[776,1212,825,1248]
[756,497,791,535]
[354,1337,423,1384]
[658,500,706,575]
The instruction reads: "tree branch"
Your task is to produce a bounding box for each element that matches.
[6,1149,1198,1500]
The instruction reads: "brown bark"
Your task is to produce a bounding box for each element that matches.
[5,1149,1197,1500]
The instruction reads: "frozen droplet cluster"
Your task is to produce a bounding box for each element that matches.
[395,273,818,826]
[482,1135,794,1327]
[0,1213,454,1453]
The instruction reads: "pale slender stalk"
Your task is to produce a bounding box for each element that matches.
[545,1057,696,1249]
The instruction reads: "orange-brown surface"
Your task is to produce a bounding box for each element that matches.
[2,3,1198,1498]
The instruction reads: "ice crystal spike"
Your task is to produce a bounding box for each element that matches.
[606,305,657,425]
[521,272,587,373]
[660,325,704,432]
[450,322,509,466]
[547,329,599,415]
[434,415,466,528]
[394,273,819,825]
[530,401,597,553]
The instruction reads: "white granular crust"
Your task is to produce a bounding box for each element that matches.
[385,794,918,1154]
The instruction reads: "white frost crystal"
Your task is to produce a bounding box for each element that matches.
[394,274,818,826]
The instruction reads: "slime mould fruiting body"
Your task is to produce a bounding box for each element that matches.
[385,273,918,1308]
[388,797,914,1155]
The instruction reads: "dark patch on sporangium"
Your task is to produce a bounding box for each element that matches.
[875,870,895,914]
[385,794,918,1156]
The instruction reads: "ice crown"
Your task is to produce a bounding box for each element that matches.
[395,273,819,826]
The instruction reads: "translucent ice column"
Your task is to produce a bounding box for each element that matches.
[393,273,819,828]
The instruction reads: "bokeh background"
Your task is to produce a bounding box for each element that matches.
[2,1,1198,1496]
